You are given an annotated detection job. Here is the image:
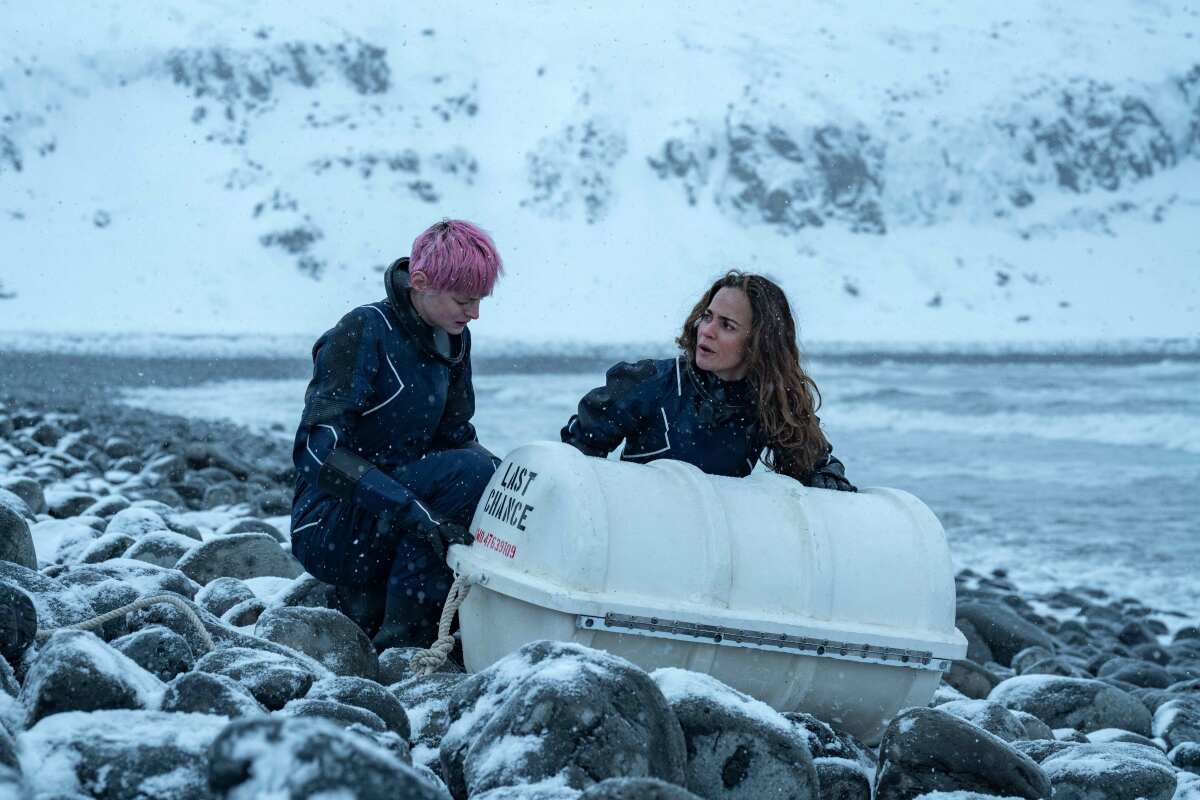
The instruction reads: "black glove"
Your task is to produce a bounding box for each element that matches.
[808,472,857,492]
[413,519,474,558]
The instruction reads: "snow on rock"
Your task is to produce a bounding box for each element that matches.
[1040,741,1177,800]
[18,630,166,726]
[253,605,379,680]
[193,646,321,711]
[874,706,1050,800]
[159,671,265,718]
[104,507,170,539]
[441,640,686,799]
[651,667,818,800]
[304,675,410,739]
[0,504,35,570]
[0,561,96,633]
[30,517,100,565]
[175,532,303,584]
[18,709,226,800]
[122,530,200,568]
[1152,696,1200,750]
[577,777,703,799]
[935,698,1029,743]
[111,625,196,683]
[392,672,467,771]
[195,576,257,618]
[207,716,449,799]
[988,675,1153,736]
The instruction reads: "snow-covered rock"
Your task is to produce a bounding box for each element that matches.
[955,602,1058,667]
[305,675,409,739]
[652,667,818,800]
[1040,741,1177,800]
[159,671,265,718]
[441,640,687,798]
[873,706,1050,800]
[194,576,256,618]
[254,605,378,679]
[207,716,448,799]
[1152,696,1200,750]
[19,709,226,800]
[988,675,1153,736]
[122,530,199,568]
[18,630,166,726]
[175,532,303,584]
[193,646,319,711]
[111,625,196,682]
[0,504,35,570]
[393,672,467,771]
[936,698,1029,742]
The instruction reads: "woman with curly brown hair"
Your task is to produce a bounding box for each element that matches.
[561,270,854,489]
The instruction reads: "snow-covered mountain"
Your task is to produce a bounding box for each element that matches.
[1,0,1198,353]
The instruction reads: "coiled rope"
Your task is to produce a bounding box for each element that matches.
[35,594,215,653]
[410,572,475,677]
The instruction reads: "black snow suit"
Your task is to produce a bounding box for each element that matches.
[290,258,496,644]
[561,356,853,488]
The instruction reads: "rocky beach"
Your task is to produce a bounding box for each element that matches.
[1,355,1199,800]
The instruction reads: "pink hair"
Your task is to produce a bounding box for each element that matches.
[410,219,503,296]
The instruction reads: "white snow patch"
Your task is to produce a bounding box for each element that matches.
[651,667,796,739]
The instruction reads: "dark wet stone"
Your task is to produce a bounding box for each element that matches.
[306,675,410,738]
[194,576,256,618]
[1086,728,1163,749]
[937,699,1028,742]
[1011,646,1055,674]
[0,561,97,632]
[955,618,994,666]
[1021,656,1092,678]
[1171,741,1200,774]
[19,630,166,726]
[175,532,302,584]
[160,670,266,718]
[1041,742,1176,800]
[990,675,1152,735]
[943,659,1001,699]
[379,646,463,684]
[1012,709,1055,741]
[208,716,444,798]
[0,504,36,570]
[0,477,44,515]
[279,697,387,731]
[783,711,875,766]
[111,625,195,682]
[255,605,378,679]
[194,646,319,711]
[1098,656,1174,688]
[956,602,1057,667]
[45,491,99,519]
[21,708,226,800]
[441,641,686,799]
[873,706,1050,800]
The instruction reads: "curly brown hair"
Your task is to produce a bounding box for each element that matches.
[676,271,829,480]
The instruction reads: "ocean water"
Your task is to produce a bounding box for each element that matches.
[120,354,1200,623]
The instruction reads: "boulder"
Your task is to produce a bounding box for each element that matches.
[18,630,166,726]
[393,672,468,770]
[193,646,319,710]
[0,655,18,697]
[305,675,410,738]
[814,759,871,800]
[936,699,1028,742]
[653,668,818,800]
[54,559,201,601]
[0,477,44,515]
[1011,738,1078,763]
[194,576,257,618]
[783,711,875,766]
[1171,741,1200,774]
[160,670,265,719]
[20,710,225,799]
[279,697,389,732]
[0,488,33,520]
[943,659,1001,699]
[76,532,136,564]
[1012,710,1055,741]
[122,531,197,568]
[1098,657,1174,689]
[956,602,1057,667]
[1152,697,1200,750]
[579,777,703,799]
[255,606,379,679]
[80,495,131,519]
[221,597,267,627]
[1041,742,1176,800]
[1086,728,1163,749]
[0,504,36,570]
[215,516,286,542]
[175,532,302,584]
[0,561,97,632]
[380,646,464,684]
[110,625,195,682]
[441,641,687,799]
[873,707,1051,800]
[44,490,97,519]
[270,573,338,610]
[207,716,446,799]
[31,518,100,565]
[989,675,1152,735]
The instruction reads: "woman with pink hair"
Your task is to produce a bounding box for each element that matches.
[290,219,504,650]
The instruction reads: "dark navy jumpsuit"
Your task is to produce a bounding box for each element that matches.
[291,259,496,645]
[561,356,853,486]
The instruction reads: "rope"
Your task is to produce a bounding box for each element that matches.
[411,572,475,677]
[35,594,215,653]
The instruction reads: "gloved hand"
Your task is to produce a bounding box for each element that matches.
[414,519,475,558]
[808,471,858,492]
